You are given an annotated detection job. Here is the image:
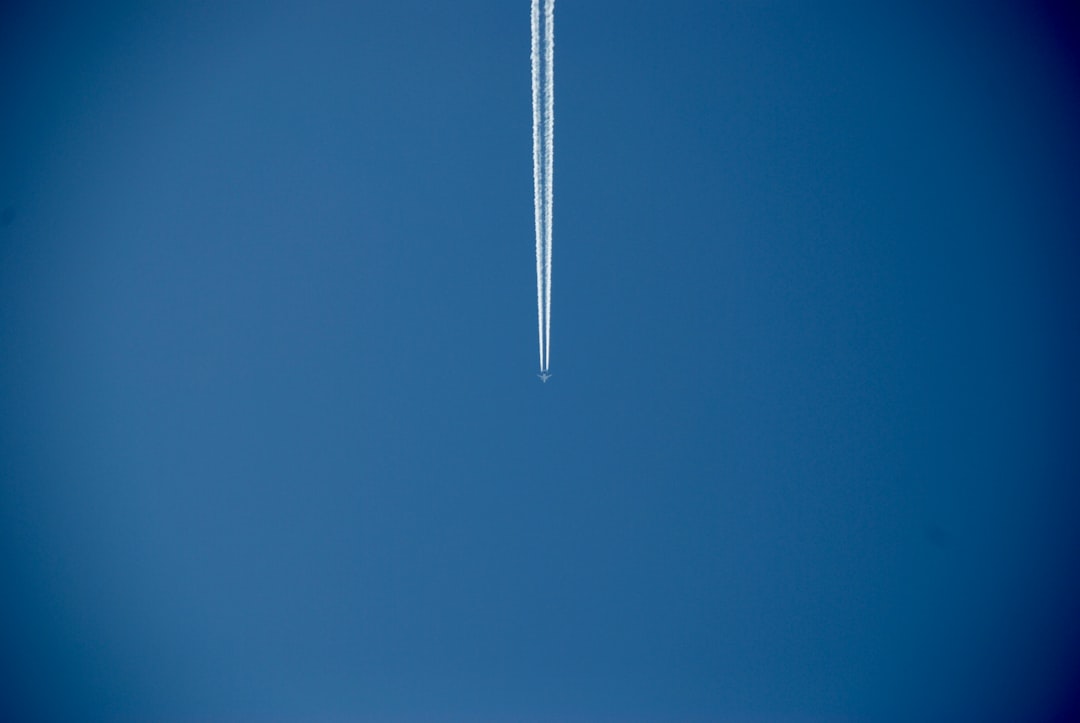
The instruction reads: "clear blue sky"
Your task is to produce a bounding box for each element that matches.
[2,1,1079,721]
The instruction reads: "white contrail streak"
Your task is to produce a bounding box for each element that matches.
[531,0,554,373]
[543,0,554,372]
[531,0,544,371]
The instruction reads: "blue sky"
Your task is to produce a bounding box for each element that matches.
[2,2,1079,721]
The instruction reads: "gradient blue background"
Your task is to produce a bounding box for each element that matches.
[2,1,1079,721]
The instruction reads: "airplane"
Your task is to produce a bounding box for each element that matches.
[537,372,552,383]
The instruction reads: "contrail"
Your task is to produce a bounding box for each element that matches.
[543,0,554,372]
[531,0,544,371]
[531,0,554,373]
